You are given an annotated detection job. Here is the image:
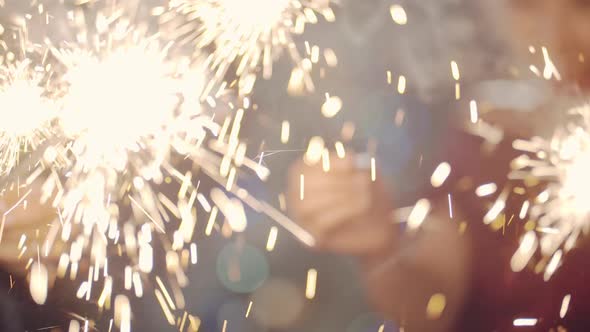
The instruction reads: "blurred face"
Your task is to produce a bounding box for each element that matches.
[507,0,590,90]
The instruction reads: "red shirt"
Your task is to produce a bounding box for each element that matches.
[443,129,590,331]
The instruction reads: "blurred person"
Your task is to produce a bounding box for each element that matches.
[288,0,590,331]
[242,0,490,331]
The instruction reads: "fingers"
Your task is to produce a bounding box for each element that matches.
[302,193,372,236]
[289,154,359,178]
[0,183,56,232]
[288,172,371,213]
[316,219,397,256]
[286,153,397,257]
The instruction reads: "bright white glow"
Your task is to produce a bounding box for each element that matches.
[60,45,178,170]
[513,318,537,327]
[0,60,55,175]
[508,104,590,275]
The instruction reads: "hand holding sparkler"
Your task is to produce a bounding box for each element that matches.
[287,153,396,255]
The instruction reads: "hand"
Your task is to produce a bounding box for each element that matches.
[287,154,397,257]
[0,180,58,272]
[1,182,55,231]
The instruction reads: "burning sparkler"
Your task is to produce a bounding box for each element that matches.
[0,3,314,330]
[157,0,336,96]
[8,8,223,330]
[505,104,590,280]
[0,56,57,177]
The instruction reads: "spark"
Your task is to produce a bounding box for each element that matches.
[513,318,538,327]
[205,206,218,236]
[544,249,562,281]
[323,48,337,67]
[475,183,497,197]
[68,320,80,332]
[397,75,406,94]
[511,231,537,272]
[29,261,48,304]
[322,148,330,172]
[299,174,305,201]
[519,200,530,219]
[245,301,253,318]
[560,294,571,318]
[190,243,197,264]
[280,120,290,144]
[450,61,460,81]
[541,46,561,81]
[426,293,446,320]
[3,188,32,217]
[528,46,536,54]
[371,157,376,182]
[156,276,176,311]
[407,199,431,230]
[114,295,131,332]
[266,226,278,251]
[431,162,451,188]
[469,100,478,124]
[389,5,407,25]
[159,0,336,95]
[129,196,166,234]
[507,104,590,277]
[321,94,342,118]
[447,194,453,219]
[334,141,345,159]
[305,268,317,299]
[304,136,325,164]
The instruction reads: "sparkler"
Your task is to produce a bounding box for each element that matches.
[504,104,590,280]
[0,2,312,330]
[0,57,56,177]
[158,0,336,96]
[10,7,223,330]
